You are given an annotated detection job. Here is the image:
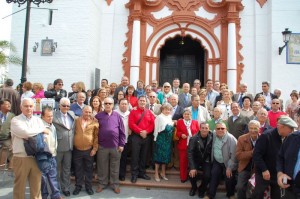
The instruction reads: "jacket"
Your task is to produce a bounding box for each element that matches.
[176,119,199,150]
[227,114,249,139]
[211,132,238,171]
[236,133,255,172]
[253,128,282,182]
[0,112,15,140]
[188,132,213,170]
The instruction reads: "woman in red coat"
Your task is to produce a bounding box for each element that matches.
[176,108,200,182]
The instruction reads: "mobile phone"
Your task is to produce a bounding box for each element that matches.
[283,176,287,184]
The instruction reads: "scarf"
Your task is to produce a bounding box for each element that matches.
[163,91,173,103]
[154,114,173,141]
[184,119,192,145]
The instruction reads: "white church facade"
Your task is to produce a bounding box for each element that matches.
[7,0,300,100]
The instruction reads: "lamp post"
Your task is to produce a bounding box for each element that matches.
[6,0,53,92]
[279,28,292,55]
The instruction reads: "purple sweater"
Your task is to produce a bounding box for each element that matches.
[95,111,126,148]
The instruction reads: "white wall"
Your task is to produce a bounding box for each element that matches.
[240,0,300,103]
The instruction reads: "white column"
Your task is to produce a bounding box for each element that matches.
[145,62,149,85]
[227,22,237,92]
[130,20,141,85]
[215,64,220,80]
[208,65,213,79]
[152,63,157,81]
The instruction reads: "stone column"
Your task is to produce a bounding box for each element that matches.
[227,21,237,92]
[130,19,141,86]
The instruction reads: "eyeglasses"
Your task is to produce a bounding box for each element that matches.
[104,103,113,105]
[149,96,156,98]
[216,127,225,130]
[164,86,170,88]
[61,104,70,107]
[272,102,280,104]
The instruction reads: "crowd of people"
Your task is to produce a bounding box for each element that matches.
[0,76,300,199]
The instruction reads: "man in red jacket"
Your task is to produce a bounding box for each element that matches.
[129,95,155,183]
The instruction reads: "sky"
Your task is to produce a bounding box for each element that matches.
[0,1,12,41]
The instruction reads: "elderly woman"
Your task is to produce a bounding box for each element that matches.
[136,80,146,98]
[153,103,174,182]
[236,120,260,199]
[91,96,102,116]
[199,89,211,111]
[240,96,254,118]
[109,83,117,98]
[21,81,34,99]
[217,89,232,121]
[125,85,138,109]
[176,108,199,182]
[157,82,173,104]
[255,94,270,111]
[32,82,45,99]
[286,90,299,121]
[249,101,262,120]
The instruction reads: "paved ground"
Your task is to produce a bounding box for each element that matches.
[0,172,228,199]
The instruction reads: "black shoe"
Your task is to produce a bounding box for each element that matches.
[86,188,94,195]
[198,191,205,198]
[131,176,137,183]
[138,174,151,180]
[73,188,81,195]
[119,176,125,181]
[189,188,196,196]
[62,191,70,197]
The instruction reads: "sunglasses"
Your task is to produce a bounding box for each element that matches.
[216,128,225,130]
[149,96,156,98]
[272,102,280,104]
[58,83,64,86]
[104,103,113,105]
[61,104,70,108]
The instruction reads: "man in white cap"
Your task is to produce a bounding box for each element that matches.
[252,116,298,199]
[277,123,300,199]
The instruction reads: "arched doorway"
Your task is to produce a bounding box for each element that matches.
[159,35,205,87]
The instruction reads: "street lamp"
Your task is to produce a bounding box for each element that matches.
[278,28,292,55]
[6,0,53,93]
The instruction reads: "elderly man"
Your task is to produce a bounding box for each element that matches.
[96,97,125,194]
[189,95,211,124]
[277,130,300,199]
[10,98,49,198]
[151,80,161,93]
[252,116,297,199]
[256,108,272,134]
[70,92,86,116]
[52,97,76,197]
[178,83,192,108]
[41,107,63,199]
[207,107,227,131]
[249,101,262,120]
[236,120,260,199]
[146,91,161,116]
[113,76,129,100]
[233,83,254,108]
[205,79,219,109]
[268,98,287,128]
[193,79,201,92]
[115,98,131,181]
[204,122,237,199]
[0,99,15,166]
[0,79,20,115]
[227,102,250,139]
[129,95,155,183]
[44,79,67,110]
[73,106,98,196]
[188,123,213,198]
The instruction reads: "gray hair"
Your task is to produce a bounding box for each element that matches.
[183,108,192,114]
[21,98,34,106]
[60,97,70,105]
[160,103,172,111]
[77,92,86,99]
[170,94,178,100]
[248,120,260,128]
